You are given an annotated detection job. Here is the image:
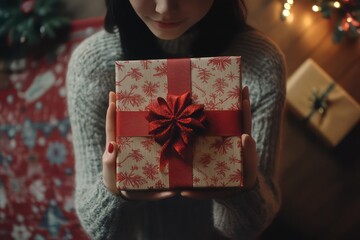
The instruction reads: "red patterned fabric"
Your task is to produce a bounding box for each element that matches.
[0,17,103,240]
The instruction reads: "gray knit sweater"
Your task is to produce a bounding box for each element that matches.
[66,28,286,240]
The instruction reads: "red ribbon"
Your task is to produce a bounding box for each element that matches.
[146,92,206,170]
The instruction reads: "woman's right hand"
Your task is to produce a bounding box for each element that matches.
[102,91,176,200]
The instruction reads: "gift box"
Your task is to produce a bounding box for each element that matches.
[115,56,244,190]
[286,58,360,147]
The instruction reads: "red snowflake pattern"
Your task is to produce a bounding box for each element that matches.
[142,80,160,98]
[229,169,242,183]
[153,63,167,77]
[211,137,233,154]
[192,82,206,97]
[237,138,242,149]
[194,166,209,180]
[155,180,166,189]
[131,166,139,171]
[117,170,147,189]
[229,155,241,165]
[116,67,143,86]
[141,60,152,69]
[227,86,241,100]
[128,149,144,162]
[210,176,219,185]
[229,102,241,111]
[196,67,213,83]
[117,149,144,167]
[208,57,231,71]
[226,71,238,82]
[117,89,146,109]
[215,161,230,177]
[117,137,133,152]
[129,68,143,81]
[193,177,200,184]
[204,93,218,110]
[199,153,213,168]
[142,162,158,180]
[192,93,199,103]
[211,86,241,107]
[116,62,125,72]
[141,138,155,151]
[213,78,229,94]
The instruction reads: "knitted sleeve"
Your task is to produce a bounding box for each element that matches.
[212,31,286,239]
[66,30,131,239]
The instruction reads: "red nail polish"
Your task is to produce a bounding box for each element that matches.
[108,143,114,153]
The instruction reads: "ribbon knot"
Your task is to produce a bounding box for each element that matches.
[146,92,206,170]
[305,83,335,122]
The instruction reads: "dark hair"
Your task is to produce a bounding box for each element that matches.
[104,0,248,60]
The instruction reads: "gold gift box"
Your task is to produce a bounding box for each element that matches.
[286,58,360,147]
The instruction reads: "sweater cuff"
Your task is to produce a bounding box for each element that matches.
[75,174,125,237]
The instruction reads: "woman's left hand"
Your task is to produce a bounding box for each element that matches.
[180,86,258,200]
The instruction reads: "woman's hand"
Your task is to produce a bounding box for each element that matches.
[180,86,259,199]
[239,85,258,189]
[102,91,176,200]
[102,91,118,194]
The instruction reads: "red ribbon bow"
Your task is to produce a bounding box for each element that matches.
[146,92,206,170]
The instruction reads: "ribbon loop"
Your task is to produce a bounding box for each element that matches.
[146,92,206,170]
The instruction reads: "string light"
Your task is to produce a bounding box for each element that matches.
[280,0,360,42]
[312,5,321,12]
[333,1,341,8]
[281,0,295,20]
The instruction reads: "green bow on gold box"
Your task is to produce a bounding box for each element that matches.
[286,58,360,147]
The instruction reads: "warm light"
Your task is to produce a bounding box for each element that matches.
[342,22,350,31]
[347,17,353,23]
[281,0,293,21]
[302,15,313,27]
[312,5,321,12]
[333,1,341,8]
[286,14,295,23]
[284,3,291,10]
[282,9,291,17]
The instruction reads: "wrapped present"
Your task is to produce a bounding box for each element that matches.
[286,58,360,147]
[115,56,244,190]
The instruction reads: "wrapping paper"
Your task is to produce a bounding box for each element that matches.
[0,17,104,240]
[115,56,244,190]
[286,58,360,146]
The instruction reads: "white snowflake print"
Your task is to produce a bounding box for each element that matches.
[11,224,31,240]
[29,179,46,202]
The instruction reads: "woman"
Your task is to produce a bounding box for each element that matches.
[66,0,286,239]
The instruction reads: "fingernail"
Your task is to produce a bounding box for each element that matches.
[108,142,114,154]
